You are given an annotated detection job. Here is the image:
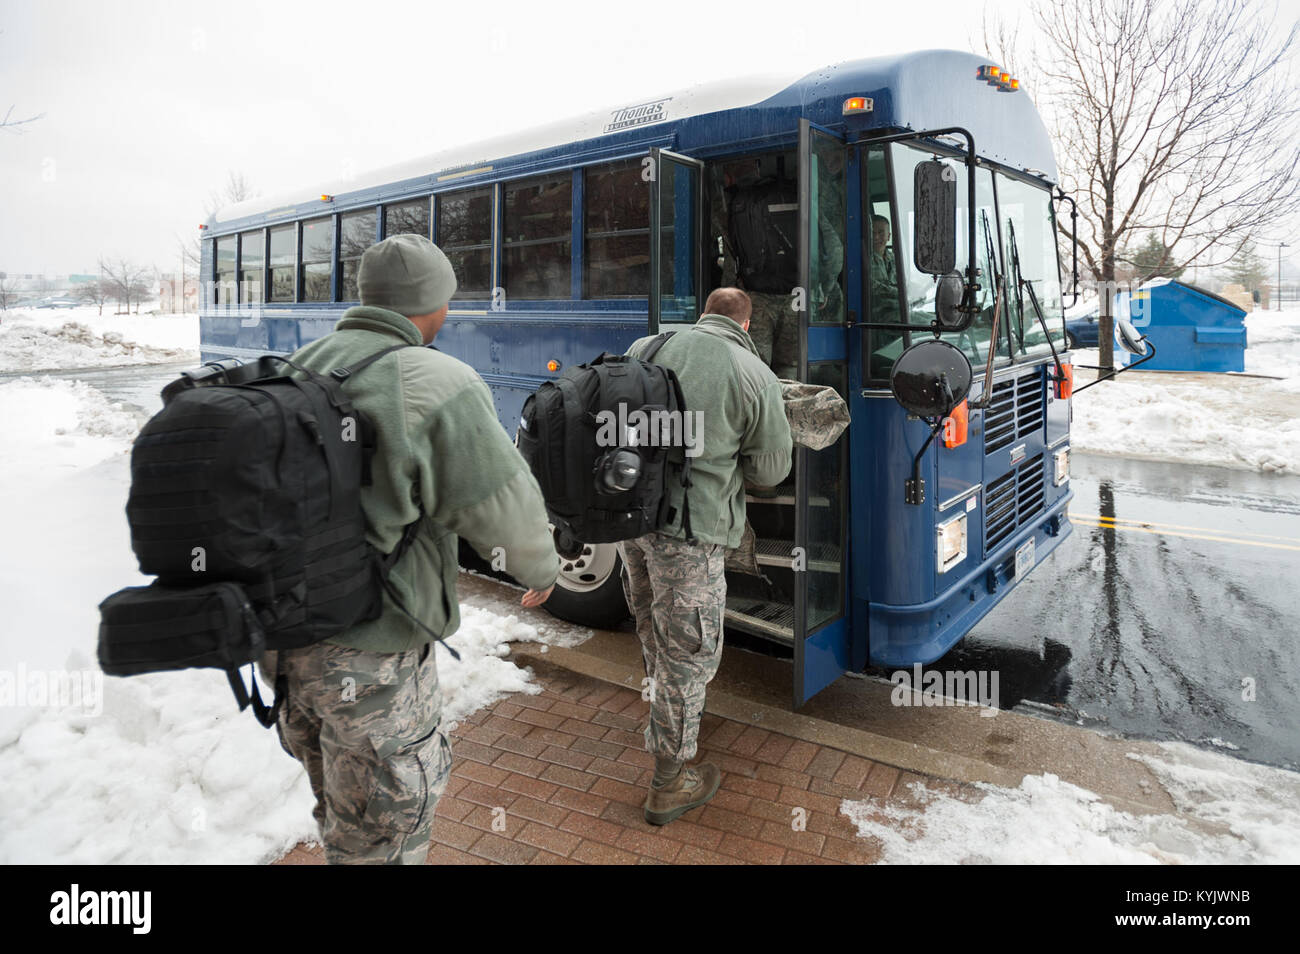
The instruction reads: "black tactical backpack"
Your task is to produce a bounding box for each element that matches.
[97,345,455,728]
[728,177,799,294]
[516,332,694,547]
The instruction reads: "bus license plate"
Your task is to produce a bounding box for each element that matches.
[1015,538,1035,578]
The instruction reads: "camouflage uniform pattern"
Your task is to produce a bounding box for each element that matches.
[778,380,851,450]
[263,642,451,865]
[749,290,800,380]
[617,532,726,761]
[725,520,760,576]
[708,170,798,378]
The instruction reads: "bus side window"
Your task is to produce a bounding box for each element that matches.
[239,229,264,304]
[502,175,572,301]
[268,225,295,302]
[339,209,376,302]
[862,146,903,379]
[383,198,431,241]
[438,187,493,301]
[584,159,650,298]
[299,216,333,303]
[215,236,236,307]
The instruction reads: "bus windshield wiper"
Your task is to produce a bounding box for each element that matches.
[1007,220,1067,393]
[1006,220,1027,353]
[972,209,1004,408]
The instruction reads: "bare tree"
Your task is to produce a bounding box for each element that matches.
[0,104,42,133]
[204,170,257,218]
[985,0,1300,369]
[184,171,257,312]
[99,257,153,314]
[0,272,16,310]
[78,278,111,316]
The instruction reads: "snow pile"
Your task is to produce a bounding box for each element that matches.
[435,607,546,727]
[1070,308,1300,474]
[0,311,197,372]
[0,376,147,443]
[1242,309,1300,381]
[840,742,1300,864]
[0,376,573,864]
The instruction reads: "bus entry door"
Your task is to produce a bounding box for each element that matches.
[793,118,856,707]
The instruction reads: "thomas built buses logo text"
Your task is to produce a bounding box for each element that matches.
[605,98,672,133]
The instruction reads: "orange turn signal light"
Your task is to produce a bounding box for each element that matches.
[1055,363,1074,399]
[943,400,969,449]
[842,96,873,115]
[547,359,561,373]
[320,194,333,202]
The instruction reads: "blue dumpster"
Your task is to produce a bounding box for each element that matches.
[1116,278,1247,372]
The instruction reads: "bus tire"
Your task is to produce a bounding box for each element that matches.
[545,540,630,630]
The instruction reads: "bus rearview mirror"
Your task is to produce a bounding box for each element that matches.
[1117,319,1149,356]
[934,270,972,332]
[890,339,973,419]
[914,160,957,276]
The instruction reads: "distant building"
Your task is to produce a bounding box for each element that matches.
[157,274,200,314]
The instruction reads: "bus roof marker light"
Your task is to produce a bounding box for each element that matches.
[320,194,333,202]
[842,97,873,115]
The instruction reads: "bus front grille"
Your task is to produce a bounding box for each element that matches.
[984,454,1046,553]
[984,371,1046,454]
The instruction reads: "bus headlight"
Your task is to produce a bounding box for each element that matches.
[936,513,967,574]
[1054,448,1070,486]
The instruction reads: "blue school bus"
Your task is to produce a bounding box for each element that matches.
[199,50,1075,706]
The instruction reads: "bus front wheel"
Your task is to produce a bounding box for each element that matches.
[544,533,630,630]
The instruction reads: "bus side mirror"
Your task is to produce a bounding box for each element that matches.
[1117,319,1149,356]
[934,270,973,332]
[914,160,957,276]
[890,339,973,418]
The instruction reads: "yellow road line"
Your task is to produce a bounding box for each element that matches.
[1072,512,1300,544]
[1069,517,1300,552]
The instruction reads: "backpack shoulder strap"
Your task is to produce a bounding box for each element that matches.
[328,343,414,382]
[639,331,677,363]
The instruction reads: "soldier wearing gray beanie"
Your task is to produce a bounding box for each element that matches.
[358,234,458,318]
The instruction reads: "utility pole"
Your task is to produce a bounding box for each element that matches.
[1278,243,1289,312]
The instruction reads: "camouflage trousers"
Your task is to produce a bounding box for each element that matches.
[617,532,726,762]
[748,291,799,380]
[263,641,452,865]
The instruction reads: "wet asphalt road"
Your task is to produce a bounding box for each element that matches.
[947,452,1300,771]
[14,361,1300,770]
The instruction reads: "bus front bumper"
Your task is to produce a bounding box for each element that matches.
[865,491,1074,669]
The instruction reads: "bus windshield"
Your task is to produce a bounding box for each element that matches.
[870,144,1065,381]
[997,172,1066,358]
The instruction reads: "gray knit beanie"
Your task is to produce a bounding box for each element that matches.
[358,234,458,316]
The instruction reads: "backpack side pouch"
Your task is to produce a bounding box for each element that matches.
[97,581,265,676]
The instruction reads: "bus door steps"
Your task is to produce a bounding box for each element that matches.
[744,492,831,508]
[724,596,795,643]
[753,538,841,573]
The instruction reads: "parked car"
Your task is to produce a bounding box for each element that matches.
[35,296,80,309]
[1064,306,1100,349]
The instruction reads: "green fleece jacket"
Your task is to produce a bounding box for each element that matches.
[290,306,559,652]
[627,314,793,548]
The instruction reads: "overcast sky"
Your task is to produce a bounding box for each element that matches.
[2,0,1299,278]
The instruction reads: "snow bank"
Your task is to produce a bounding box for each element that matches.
[1070,308,1300,474]
[0,309,197,372]
[0,376,574,864]
[841,742,1300,864]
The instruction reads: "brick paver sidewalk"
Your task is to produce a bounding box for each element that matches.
[278,660,961,865]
